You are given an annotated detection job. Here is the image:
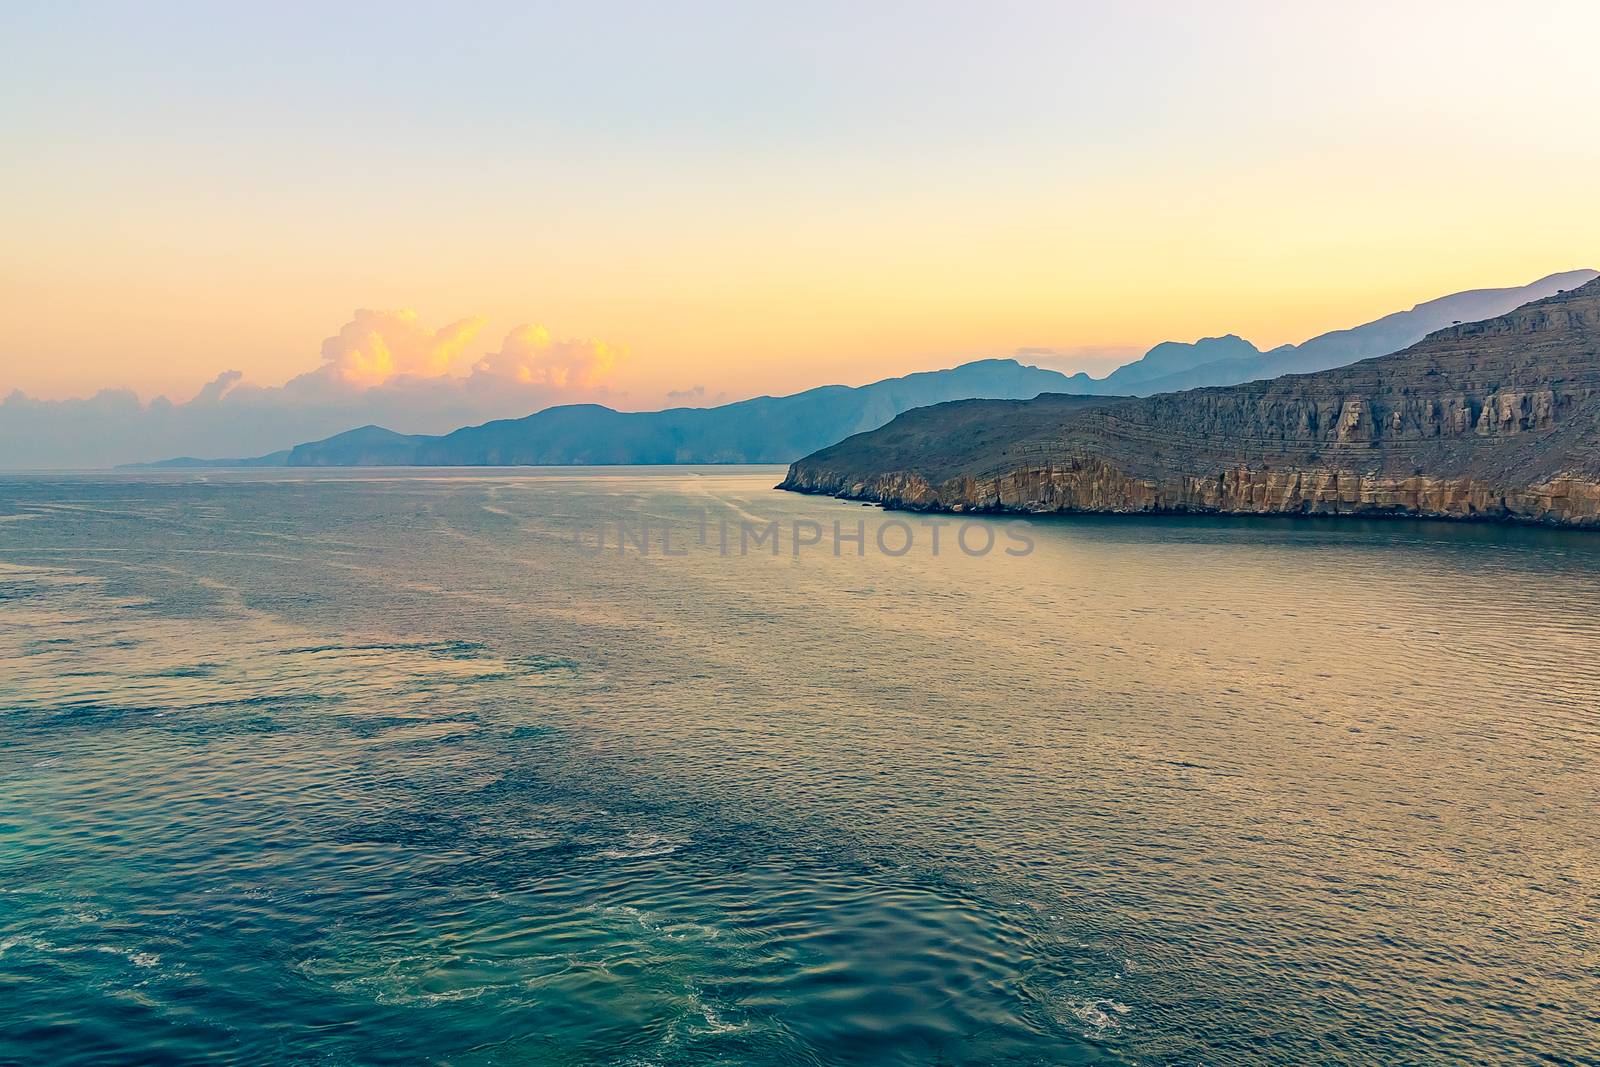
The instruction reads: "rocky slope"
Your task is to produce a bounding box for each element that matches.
[780,279,1600,526]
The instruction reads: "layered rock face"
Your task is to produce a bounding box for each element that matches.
[781,279,1600,526]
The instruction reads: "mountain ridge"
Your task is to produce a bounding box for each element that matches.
[779,277,1600,526]
[1106,269,1597,395]
[132,359,1094,468]
[130,270,1597,469]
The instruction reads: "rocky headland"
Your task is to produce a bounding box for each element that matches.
[780,279,1600,526]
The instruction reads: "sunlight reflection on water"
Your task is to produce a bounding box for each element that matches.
[2,468,1598,1065]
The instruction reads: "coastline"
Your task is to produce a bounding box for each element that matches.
[778,464,1600,528]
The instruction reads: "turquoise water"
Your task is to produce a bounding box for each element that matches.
[2,468,1598,1065]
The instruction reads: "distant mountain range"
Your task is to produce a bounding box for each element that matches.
[781,277,1600,526]
[1096,269,1598,394]
[136,269,1596,468]
[135,359,1091,467]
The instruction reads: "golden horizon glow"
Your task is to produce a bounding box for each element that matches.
[3,2,1598,408]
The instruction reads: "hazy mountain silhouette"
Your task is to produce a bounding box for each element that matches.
[1111,269,1596,395]
[134,359,1096,467]
[1097,334,1262,391]
[135,270,1597,468]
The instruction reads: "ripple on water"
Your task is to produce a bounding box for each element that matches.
[0,560,1118,1066]
[4,476,1599,1067]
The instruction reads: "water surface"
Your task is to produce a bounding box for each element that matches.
[2,468,1598,1065]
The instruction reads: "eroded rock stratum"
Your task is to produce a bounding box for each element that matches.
[781,279,1600,526]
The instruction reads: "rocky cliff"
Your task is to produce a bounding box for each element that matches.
[780,279,1600,526]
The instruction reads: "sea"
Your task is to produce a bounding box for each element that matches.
[1,467,1597,1066]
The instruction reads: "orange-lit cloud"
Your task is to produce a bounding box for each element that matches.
[298,310,625,395]
[472,325,620,390]
[1,309,635,467]
[318,309,485,388]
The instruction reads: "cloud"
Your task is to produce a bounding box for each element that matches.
[192,369,244,404]
[471,325,619,390]
[0,309,632,468]
[664,384,729,406]
[289,311,619,395]
[1015,344,1143,378]
[315,309,485,388]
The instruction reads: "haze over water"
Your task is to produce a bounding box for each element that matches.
[2,468,1597,1065]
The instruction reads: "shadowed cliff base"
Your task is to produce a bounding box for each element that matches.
[780,278,1600,527]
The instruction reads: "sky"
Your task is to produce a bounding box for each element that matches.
[3,0,1599,450]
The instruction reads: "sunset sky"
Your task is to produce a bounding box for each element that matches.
[3,0,1598,410]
